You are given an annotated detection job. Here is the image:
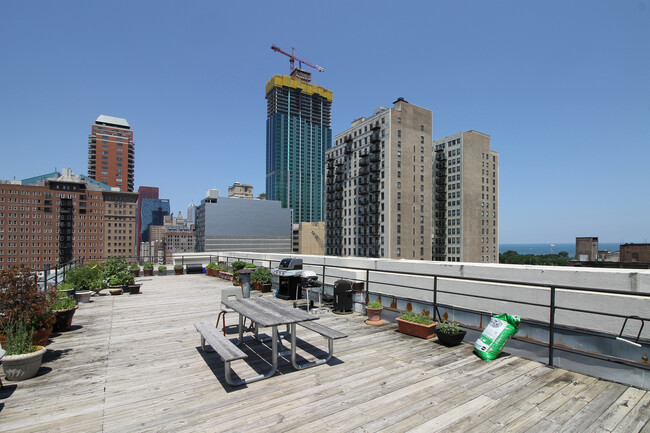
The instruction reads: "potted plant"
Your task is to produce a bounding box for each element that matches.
[231,261,248,285]
[435,320,467,346]
[217,265,230,280]
[174,264,184,275]
[0,266,56,347]
[65,263,102,303]
[206,262,217,276]
[397,311,438,339]
[1,319,47,381]
[251,267,273,292]
[158,265,167,276]
[56,282,75,299]
[103,258,128,284]
[50,292,78,332]
[90,279,107,295]
[129,263,140,277]
[108,270,135,294]
[366,300,384,324]
[143,262,154,277]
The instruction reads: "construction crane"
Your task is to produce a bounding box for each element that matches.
[271,44,324,73]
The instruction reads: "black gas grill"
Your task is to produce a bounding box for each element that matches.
[272,258,304,300]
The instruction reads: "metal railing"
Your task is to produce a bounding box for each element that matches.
[177,253,650,376]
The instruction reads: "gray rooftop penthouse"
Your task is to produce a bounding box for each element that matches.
[194,192,292,253]
[2,265,649,431]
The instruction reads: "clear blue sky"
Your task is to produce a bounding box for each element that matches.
[1,1,649,244]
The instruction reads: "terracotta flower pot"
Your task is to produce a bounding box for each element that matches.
[397,318,438,339]
[109,288,123,295]
[366,307,383,322]
[143,269,153,277]
[130,269,140,277]
[128,284,141,295]
[52,306,78,332]
[174,268,183,275]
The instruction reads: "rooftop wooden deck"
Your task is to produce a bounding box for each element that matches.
[1,274,648,432]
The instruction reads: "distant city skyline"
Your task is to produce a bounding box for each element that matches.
[1,1,648,244]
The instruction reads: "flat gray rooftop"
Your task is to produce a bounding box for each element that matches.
[1,274,648,432]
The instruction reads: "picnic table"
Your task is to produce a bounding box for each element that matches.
[194,296,347,386]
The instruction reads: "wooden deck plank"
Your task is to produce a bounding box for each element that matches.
[1,274,648,433]
[590,387,648,431]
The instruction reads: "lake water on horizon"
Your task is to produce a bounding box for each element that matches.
[499,243,621,256]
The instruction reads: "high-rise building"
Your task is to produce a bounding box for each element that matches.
[187,201,196,227]
[265,70,332,224]
[139,198,170,244]
[433,131,499,263]
[102,189,138,259]
[325,98,433,259]
[136,186,159,256]
[88,115,135,192]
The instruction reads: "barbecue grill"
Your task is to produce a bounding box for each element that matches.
[272,258,304,300]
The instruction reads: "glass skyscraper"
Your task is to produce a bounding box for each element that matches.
[265,72,332,224]
[140,198,170,243]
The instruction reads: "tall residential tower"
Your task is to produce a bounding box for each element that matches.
[88,115,135,192]
[433,131,499,263]
[325,98,433,259]
[265,70,332,224]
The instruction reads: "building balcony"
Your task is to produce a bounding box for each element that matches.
[369,133,380,143]
[344,144,353,154]
[358,157,368,166]
[370,143,380,153]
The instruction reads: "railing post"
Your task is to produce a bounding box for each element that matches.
[549,286,556,367]
[365,269,369,298]
[433,276,438,321]
[321,264,326,286]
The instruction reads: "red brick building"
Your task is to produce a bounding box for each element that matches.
[88,115,135,192]
[0,170,108,270]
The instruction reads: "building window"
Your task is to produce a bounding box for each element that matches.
[397,130,401,137]
[397,117,401,124]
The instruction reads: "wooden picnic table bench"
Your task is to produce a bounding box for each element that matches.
[194,321,248,386]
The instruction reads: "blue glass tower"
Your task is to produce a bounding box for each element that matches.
[266,72,332,224]
[140,198,170,243]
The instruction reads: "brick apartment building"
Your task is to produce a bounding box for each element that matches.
[0,169,137,271]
